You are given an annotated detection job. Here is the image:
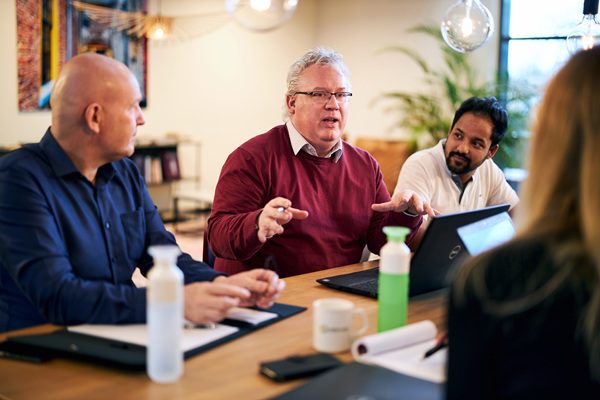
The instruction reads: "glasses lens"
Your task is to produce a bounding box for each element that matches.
[309,91,351,104]
[334,92,351,102]
[311,91,330,102]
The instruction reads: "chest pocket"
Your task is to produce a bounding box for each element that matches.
[120,207,146,262]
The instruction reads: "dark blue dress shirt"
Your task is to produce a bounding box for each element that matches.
[0,129,219,332]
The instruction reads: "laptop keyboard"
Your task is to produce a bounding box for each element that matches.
[317,268,380,298]
[349,279,379,296]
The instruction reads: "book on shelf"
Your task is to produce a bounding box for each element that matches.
[351,320,446,383]
[143,155,152,184]
[150,156,163,184]
[132,149,180,184]
[161,150,181,181]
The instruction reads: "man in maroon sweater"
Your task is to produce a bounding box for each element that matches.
[207,48,434,278]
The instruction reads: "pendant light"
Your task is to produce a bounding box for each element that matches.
[225,0,298,32]
[566,0,600,54]
[440,0,494,53]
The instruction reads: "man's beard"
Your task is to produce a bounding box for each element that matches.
[445,151,484,175]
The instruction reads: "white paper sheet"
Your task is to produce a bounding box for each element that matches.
[225,307,278,325]
[351,320,446,383]
[68,323,238,352]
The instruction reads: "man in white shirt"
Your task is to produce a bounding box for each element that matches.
[394,96,519,216]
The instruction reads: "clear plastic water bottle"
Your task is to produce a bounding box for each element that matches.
[378,226,411,332]
[147,245,183,383]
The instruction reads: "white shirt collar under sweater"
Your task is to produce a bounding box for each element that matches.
[286,120,343,162]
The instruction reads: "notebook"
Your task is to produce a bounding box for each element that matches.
[0,303,305,370]
[316,204,510,298]
[274,361,441,400]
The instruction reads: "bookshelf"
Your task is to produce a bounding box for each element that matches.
[131,141,181,186]
[131,138,212,226]
[131,139,183,219]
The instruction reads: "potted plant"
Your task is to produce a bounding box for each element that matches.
[378,25,537,168]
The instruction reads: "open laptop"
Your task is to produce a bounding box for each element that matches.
[316,204,510,298]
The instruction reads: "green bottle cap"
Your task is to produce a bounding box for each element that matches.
[382,226,410,242]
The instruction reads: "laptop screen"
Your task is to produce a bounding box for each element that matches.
[457,212,515,256]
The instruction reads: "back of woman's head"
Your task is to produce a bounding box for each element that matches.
[518,47,600,379]
[520,47,600,264]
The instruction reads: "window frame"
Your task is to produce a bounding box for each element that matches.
[498,0,571,81]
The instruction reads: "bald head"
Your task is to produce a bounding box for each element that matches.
[50,53,139,138]
[49,53,145,177]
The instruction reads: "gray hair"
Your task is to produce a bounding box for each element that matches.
[286,47,350,95]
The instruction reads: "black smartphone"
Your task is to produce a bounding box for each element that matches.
[259,353,343,382]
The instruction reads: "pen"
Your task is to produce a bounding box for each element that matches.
[264,207,286,240]
[184,321,217,330]
[264,254,279,274]
[423,333,448,359]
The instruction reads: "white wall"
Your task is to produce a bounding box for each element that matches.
[0,0,500,191]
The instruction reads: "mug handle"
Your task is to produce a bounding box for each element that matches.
[351,308,369,338]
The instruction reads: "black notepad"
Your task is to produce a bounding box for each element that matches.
[274,362,442,400]
[1,302,305,370]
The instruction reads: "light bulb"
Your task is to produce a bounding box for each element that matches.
[566,0,600,54]
[250,0,271,12]
[146,16,172,40]
[225,0,298,32]
[440,0,494,53]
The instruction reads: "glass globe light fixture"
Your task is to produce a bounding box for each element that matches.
[440,0,494,53]
[566,0,600,54]
[225,0,299,32]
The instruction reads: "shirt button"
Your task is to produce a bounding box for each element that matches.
[105,222,111,229]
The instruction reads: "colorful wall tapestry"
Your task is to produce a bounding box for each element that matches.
[16,0,147,111]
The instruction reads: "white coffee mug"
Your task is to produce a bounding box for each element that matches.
[313,298,368,353]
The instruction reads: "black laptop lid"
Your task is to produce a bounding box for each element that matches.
[408,203,510,295]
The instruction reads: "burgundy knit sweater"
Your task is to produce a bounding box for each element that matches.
[207,124,421,277]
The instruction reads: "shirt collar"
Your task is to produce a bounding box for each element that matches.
[286,120,343,162]
[40,128,116,183]
[40,128,80,178]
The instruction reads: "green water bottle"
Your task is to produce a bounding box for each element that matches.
[378,226,411,332]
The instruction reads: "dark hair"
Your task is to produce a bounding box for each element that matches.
[450,96,508,147]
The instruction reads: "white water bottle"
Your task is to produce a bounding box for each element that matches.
[147,245,183,383]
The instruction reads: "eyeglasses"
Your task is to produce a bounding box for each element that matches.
[293,91,352,104]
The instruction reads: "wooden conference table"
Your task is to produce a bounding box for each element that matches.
[0,261,447,400]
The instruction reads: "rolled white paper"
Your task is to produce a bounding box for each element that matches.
[351,320,437,360]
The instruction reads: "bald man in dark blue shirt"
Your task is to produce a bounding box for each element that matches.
[0,53,283,332]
